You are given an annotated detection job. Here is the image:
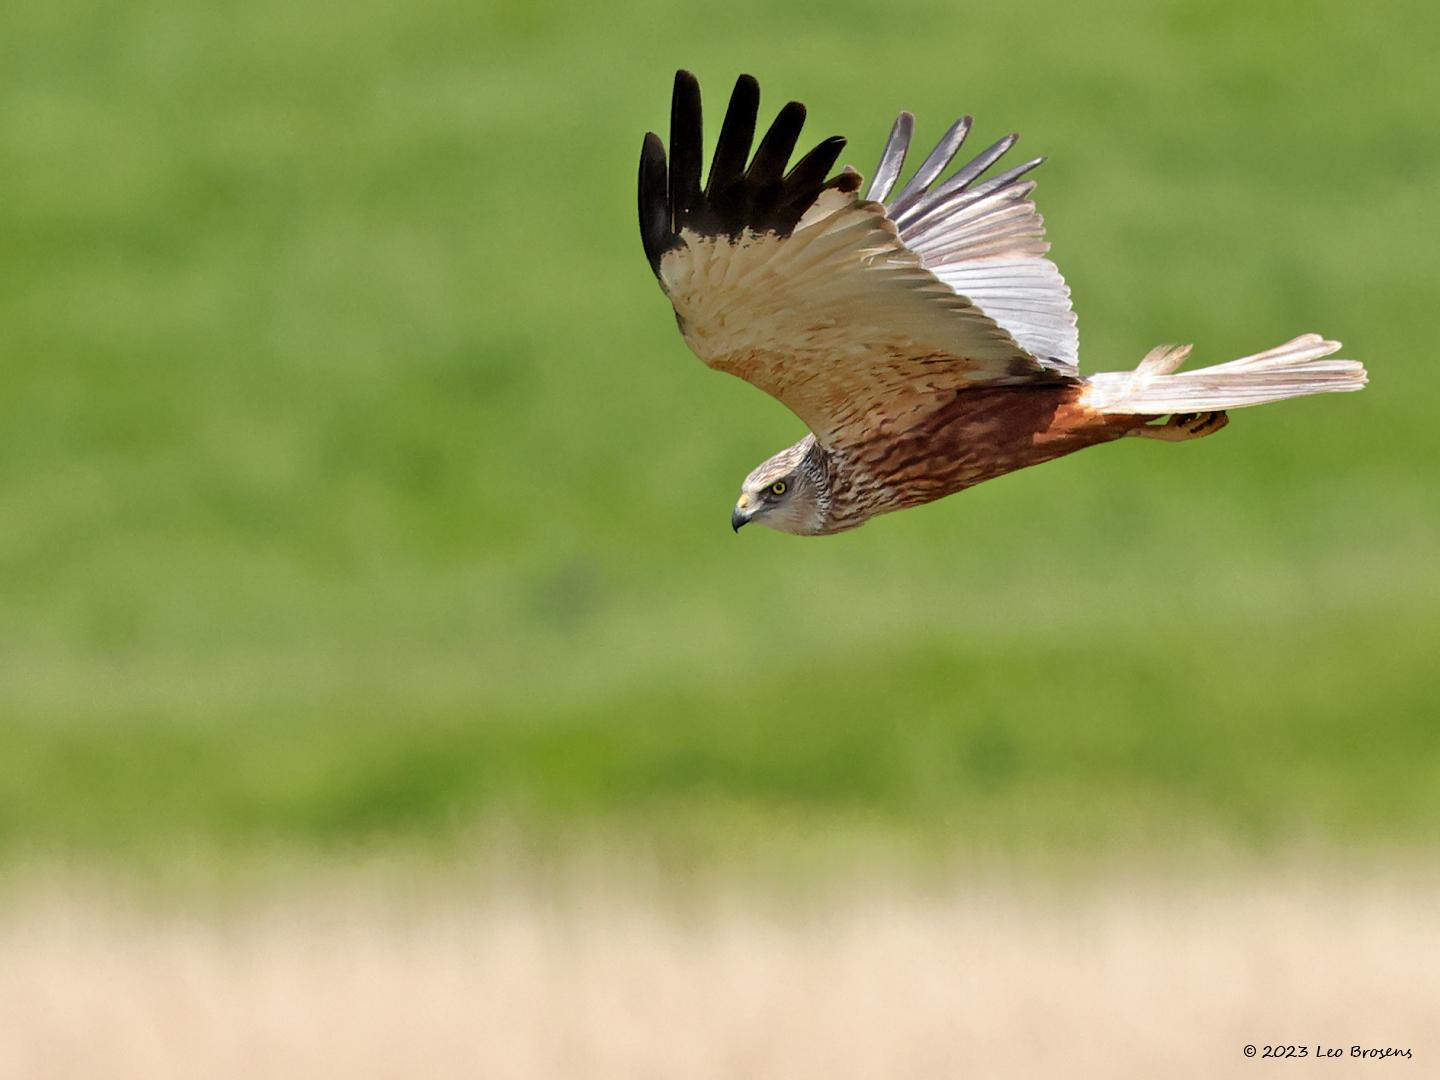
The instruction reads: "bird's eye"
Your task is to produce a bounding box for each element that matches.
[770,480,787,496]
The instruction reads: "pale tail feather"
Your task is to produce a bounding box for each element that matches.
[1081,334,1367,414]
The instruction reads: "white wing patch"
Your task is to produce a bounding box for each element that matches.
[877,123,1080,374]
[928,256,1077,372]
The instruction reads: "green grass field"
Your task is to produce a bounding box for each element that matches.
[1,0,1436,864]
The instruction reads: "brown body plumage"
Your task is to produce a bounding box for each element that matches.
[638,72,1366,536]
[820,386,1129,533]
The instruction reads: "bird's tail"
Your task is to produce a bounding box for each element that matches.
[1080,334,1367,415]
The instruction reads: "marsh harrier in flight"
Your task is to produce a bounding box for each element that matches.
[638,72,1366,535]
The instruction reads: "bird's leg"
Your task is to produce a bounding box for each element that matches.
[1128,411,1230,442]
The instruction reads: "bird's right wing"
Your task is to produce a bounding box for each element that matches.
[639,72,1073,452]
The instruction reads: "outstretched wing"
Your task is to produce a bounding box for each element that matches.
[638,71,1077,450]
[868,113,1078,371]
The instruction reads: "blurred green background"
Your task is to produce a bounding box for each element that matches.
[1,0,1435,867]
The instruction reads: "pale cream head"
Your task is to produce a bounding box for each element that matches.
[730,436,826,535]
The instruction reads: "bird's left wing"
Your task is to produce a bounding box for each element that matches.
[639,71,1073,451]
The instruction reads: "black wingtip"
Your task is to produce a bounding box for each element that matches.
[668,72,704,234]
[779,134,847,211]
[746,100,807,192]
[707,74,761,198]
[639,131,675,275]
[638,73,853,280]
[672,69,700,102]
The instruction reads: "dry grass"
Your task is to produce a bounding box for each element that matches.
[0,863,1435,1078]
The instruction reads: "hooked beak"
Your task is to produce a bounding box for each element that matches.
[731,493,752,533]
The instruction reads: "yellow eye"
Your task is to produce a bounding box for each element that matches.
[770,480,787,496]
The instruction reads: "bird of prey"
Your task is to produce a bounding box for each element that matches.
[638,71,1367,535]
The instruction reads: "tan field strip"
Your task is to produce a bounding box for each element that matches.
[1,863,1435,1078]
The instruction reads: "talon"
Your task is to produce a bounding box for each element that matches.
[1196,410,1229,434]
[1130,409,1230,441]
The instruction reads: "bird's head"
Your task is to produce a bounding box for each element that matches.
[731,435,828,535]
